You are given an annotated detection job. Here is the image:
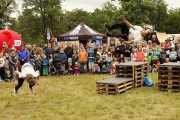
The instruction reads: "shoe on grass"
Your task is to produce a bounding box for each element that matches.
[13,89,18,96]
[29,85,34,94]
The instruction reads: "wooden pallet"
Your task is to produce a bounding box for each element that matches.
[96,78,133,95]
[116,62,148,88]
[158,62,180,92]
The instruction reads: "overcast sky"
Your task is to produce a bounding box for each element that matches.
[13,0,180,17]
[61,0,180,12]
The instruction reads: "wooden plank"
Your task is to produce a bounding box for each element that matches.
[159,62,180,67]
[116,62,148,66]
[97,78,133,84]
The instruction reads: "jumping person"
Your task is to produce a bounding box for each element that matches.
[105,15,153,45]
[13,63,40,96]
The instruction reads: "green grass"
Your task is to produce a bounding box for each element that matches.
[0,73,180,120]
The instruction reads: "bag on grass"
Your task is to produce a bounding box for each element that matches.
[144,76,153,87]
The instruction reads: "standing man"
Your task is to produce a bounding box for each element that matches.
[64,42,73,69]
[17,45,29,66]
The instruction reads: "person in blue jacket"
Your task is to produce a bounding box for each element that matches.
[59,48,67,72]
[17,45,29,66]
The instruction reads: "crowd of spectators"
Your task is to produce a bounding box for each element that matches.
[0,35,179,82]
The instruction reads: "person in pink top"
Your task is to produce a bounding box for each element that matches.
[136,46,144,62]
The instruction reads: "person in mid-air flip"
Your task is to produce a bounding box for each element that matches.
[13,63,40,96]
[105,15,153,45]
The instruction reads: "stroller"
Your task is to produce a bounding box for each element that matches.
[49,51,65,76]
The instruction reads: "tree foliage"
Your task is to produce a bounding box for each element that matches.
[17,0,63,43]
[0,0,17,29]
[1,0,180,45]
[120,0,168,31]
[163,9,180,34]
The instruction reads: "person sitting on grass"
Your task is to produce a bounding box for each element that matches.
[13,63,40,96]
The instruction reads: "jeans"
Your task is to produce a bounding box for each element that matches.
[10,66,16,79]
[80,62,86,74]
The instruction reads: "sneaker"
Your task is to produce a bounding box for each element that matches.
[104,23,111,31]
[13,89,18,96]
[29,85,34,94]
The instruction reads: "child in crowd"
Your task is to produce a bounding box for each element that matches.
[119,54,125,62]
[102,50,108,67]
[0,53,5,81]
[41,55,49,76]
[147,40,153,48]
[160,47,167,64]
[68,62,73,75]
[74,62,80,75]
[93,64,100,74]
[169,47,177,62]
[131,48,137,62]
[136,46,144,62]
[143,48,148,62]
[151,56,158,73]
[35,54,42,72]
[109,62,116,75]
[88,48,95,73]
[113,57,119,65]
[4,56,10,80]
[106,52,113,67]
[72,50,78,69]
[101,65,109,74]
[9,49,18,80]
[153,46,161,60]
[78,48,88,74]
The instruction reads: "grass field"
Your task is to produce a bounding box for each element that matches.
[0,73,180,120]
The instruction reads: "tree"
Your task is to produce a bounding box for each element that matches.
[119,0,168,32]
[90,2,119,33]
[62,9,91,31]
[163,9,180,34]
[0,0,17,29]
[19,0,63,43]
[17,9,43,44]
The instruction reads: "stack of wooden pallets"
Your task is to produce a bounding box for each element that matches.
[96,62,149,95]
[115,62,148,88]
[96,78,133,95]
[158,62,180,92]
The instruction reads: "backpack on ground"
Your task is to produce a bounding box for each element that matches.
[144,76,153,87]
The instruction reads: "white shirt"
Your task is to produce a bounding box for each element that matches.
[128,26,143,43]
[0,58,5,67]
[19,63,39,78]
